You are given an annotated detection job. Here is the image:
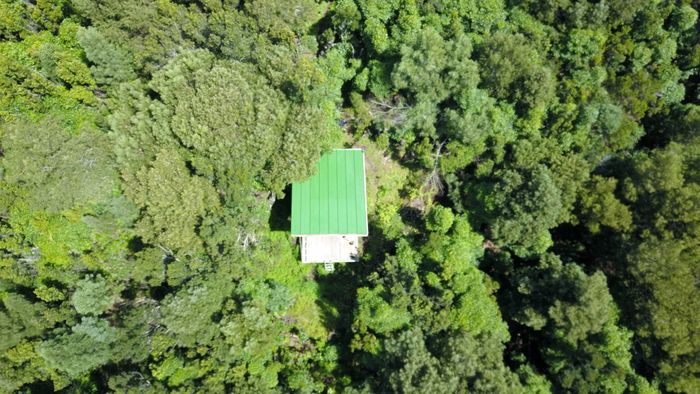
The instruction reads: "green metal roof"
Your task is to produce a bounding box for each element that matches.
[291,149,368,236]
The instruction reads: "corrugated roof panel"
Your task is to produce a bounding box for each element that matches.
[328,152,338,233]
[353,152,367,234]
[291,149,368,236]
[336,151,348,233]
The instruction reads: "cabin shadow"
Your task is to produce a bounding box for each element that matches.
[314,221,390,378]
[269,185,292,231]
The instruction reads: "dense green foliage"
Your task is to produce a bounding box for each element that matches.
[1,0,698,392]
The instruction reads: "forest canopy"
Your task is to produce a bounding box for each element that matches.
[0,0,699,393]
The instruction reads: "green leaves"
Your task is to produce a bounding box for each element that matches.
[477,32,555,118]
[6,206,92,267]
[160,273,233,347]
[1,117,117,212]
[108,42,347,261]
[350,217,516,391]
[0,295,48,353]
[77,27,136,86]
[244,0,325,42]
[71,275,122,316]
[391,28,481,140]
[384,328,458,393]
[0,1,26,39]
[506,255,650,393]
[578,176,632,233]
[38,317,117,378]
[112,47,340,193]
[425,206,455,234]
[355,285,411,334]
[0,21,96,122]
[0,0,698,392]
[381,328,523,393]
[72,0,203,76]
[482,166,562,257]
[124,149,219,256]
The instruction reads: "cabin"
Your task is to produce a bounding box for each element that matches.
[290,149,368,269]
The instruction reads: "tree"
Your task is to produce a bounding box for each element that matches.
[505,254,654,393]
[77,27,136,86]
[577,175,633,233]
[379,328,524,393]
[38,317,117,379]
[389,28,486,154]
[0,1,26,39]
[110,48,346,257]
[1,0,699,391]
[160,272,234,348]
[425,205,454,234]
[351,218,518,391]
[111,49,341,194]
[123,149,219,256]
[627,238,700,393]
[0,294,49,353]
[383,328,459,393]
[1,117,117,212]
[477,32,555,118]
[71,0,205,76]
[616,139,699,392]
[71,275,122,316]
[477,165,563,257]
[0,20,96,123]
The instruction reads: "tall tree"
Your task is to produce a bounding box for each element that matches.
[123,149,219,257]
[504,254,655,393]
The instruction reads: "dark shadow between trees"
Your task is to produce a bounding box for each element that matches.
[269,185,292,231]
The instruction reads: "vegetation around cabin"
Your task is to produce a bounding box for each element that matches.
[0,0,699,392]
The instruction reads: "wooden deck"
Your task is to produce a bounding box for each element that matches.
[300,235,360,263]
